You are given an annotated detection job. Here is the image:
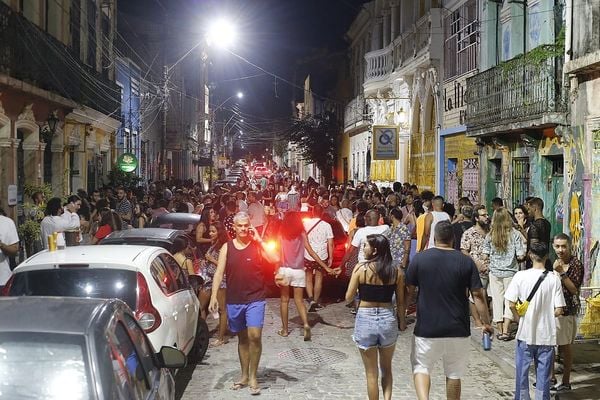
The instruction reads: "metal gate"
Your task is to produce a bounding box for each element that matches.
[512,158,530,207]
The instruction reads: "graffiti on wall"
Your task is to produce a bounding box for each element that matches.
[569,192,583,257]
[462,158,479,204]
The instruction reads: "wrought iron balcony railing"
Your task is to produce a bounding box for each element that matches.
[0,2,120,116]
[466,51,566,132]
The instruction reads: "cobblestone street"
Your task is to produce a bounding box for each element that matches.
[176,299,517,399]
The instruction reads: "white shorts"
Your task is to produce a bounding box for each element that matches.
[411,336,470,379]
[556,315,577,346]
[278,267,306,288]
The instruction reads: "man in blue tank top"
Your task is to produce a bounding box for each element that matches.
[209,212,280,396]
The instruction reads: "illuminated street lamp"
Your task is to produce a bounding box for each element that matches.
[206,18,237,48]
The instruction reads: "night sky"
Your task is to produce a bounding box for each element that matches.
[119,0,368,123]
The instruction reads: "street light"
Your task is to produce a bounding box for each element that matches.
[158,16,237,181]
[206,18,237,48]
[208,92,243,187]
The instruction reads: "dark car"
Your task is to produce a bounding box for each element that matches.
[149,213,201,232]
[100,228,194,253]
[0,296,185,399]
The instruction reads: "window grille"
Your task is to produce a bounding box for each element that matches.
[512,158,530,206]
[444,0,478,80]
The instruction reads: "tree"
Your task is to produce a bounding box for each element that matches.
[107,165,143,188]
[285,111,340,184]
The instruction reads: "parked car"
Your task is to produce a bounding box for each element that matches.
[149,212,201,232]
[100,228,194,252]
[0,296,185,399]
[2,245,208,362]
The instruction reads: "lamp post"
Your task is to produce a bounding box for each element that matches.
[208,92,243,188]
[159,17,238,182]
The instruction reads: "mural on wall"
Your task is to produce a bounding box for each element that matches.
[569,192,583,257]
[462,158,479,204]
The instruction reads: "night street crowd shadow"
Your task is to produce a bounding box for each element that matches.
[174,354,211,400]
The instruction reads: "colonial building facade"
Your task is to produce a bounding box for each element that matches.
[343,0,444,191]
[466,0,567,239]
[0,0,120,220]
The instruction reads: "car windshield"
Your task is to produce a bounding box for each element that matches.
[0,332,90,400]
[9,269,137,310]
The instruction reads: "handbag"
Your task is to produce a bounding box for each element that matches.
[274,268,290,287]
[515,270,549,316]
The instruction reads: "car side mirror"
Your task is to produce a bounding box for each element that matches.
[156,346,187,369]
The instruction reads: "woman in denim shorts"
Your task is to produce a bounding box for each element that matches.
[345,234,407,400]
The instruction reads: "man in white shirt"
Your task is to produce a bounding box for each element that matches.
[62,195,82,243]
[247,192,266,232]
[40,197,80,249]
[0,210,19,287]
[341,209,391,266]
[303,205,334,312]
[505,242,565,400]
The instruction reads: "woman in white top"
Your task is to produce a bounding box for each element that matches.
[40,197,80,249]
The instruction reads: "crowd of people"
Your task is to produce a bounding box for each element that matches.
[0,169,585,399]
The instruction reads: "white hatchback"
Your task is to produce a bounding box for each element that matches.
[2,245,204,361]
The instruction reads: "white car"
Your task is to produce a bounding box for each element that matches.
[2,245,205,362]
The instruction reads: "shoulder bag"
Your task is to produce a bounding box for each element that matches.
[515,270,549,316]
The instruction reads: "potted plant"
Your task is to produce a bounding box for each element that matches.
[17,219,41,258]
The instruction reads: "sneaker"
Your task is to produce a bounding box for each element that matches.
[350,308,357,315]
[308,301,317,312]
[533,378,557,389]
[550,383,571,393]
[314,303,324,311]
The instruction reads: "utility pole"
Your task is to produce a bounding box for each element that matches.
[162,65,169,181]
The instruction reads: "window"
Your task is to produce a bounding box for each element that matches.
[0,333,91,399]
[160,254,188,290]
[8,269,137,310]
[150,257,178,294]
[512,158,530,207]
[444,0,478,80]
[108,322,150,400]
[123,315,158,383]
[70,0,81,57]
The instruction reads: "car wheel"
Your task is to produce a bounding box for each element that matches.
[189,318,209,363]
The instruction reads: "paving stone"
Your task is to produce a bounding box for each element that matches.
[177,299,516,399]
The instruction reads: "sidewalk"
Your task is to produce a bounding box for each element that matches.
[177,299,516,399]
[470,325,600,400]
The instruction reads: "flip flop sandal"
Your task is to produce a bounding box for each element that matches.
[498,333,510,341]
[249,386,261,396]
[230,382,247,390]
[211,339,228,347]
[277,329,289,337]
[303,326,311,341]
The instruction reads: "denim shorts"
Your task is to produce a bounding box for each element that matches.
[352,307,398,350]
[226,300,266,333]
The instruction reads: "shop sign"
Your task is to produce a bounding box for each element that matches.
[117,153,138,173]
[372,125,399,160]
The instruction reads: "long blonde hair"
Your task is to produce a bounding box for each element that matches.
[490,207,513,253]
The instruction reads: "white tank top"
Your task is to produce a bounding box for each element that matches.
[428,211,450,249]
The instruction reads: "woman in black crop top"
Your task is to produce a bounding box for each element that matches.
[344,234,406,400]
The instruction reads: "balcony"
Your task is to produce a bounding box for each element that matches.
[365,47,393,83]
[344,95,369,131]
[466,52,566,135]
[0,3,120,116]
[364,10,440,93]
